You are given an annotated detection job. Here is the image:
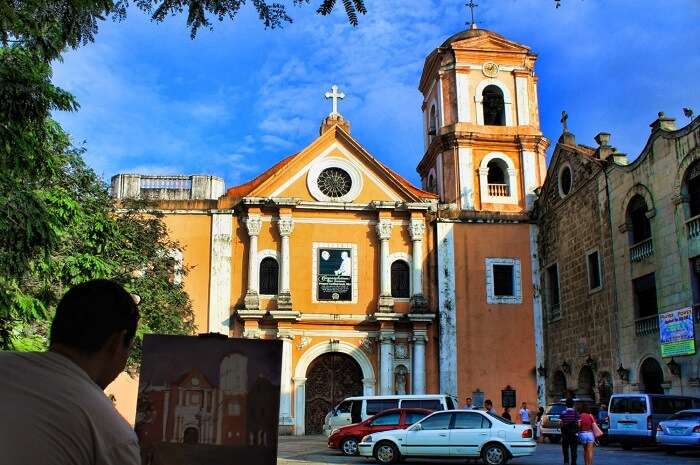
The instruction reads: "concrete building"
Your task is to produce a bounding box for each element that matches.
[536,114,700,402]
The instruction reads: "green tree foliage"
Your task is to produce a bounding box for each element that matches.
[0,1,194,359]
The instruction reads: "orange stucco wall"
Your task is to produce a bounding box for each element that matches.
[452,222,538,410]
[163,214,212,332]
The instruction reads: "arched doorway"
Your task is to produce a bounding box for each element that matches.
[640,358,664,394]
[576,366,595,401]
[305,352,363,434]
[183,427,199,444]
[552,370,567,400]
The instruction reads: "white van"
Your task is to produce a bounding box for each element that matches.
[608,393,700,448]
[323,394,458,435]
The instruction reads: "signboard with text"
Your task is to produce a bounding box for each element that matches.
[659,307,696,357]
[317,248,352,301]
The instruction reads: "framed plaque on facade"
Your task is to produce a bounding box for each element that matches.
[317,247,352,301]
[501,385,516,408]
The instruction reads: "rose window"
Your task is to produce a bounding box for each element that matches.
[317,167,352,198]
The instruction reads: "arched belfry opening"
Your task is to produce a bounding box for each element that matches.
[482,85,506,126]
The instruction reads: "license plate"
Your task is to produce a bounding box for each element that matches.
[619,423,636,429]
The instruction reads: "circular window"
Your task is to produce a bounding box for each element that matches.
[559,164,572,197]
[317,167,352,198]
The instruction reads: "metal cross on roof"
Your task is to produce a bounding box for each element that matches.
[325,85,345,117]
[466,0,478,28]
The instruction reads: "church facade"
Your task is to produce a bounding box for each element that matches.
[110,24,548,435]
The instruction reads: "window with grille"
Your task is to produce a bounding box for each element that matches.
[259,257,279,295]
[627,195,652,244]
[633,273,657,319]
[587,251,602,290]
[391,260,410,298]
[493,265,514,297]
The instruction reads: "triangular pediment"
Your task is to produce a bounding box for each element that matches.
[451,34,531,53]
[240,125,435,204]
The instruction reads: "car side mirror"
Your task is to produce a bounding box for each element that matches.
[411,423,423,431]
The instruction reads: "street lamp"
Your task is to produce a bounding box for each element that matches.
[617,364,630,382]
[667,358,681,377]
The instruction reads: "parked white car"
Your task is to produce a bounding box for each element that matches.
[358,409,535,465]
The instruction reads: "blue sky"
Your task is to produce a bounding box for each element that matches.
[52,0,700,187]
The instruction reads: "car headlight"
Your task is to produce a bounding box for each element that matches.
[330,429,340,436]
[362,435,373,443]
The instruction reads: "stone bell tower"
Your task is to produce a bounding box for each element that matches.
[416,21,549,212]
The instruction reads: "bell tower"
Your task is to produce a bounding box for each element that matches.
[416,22,549,212]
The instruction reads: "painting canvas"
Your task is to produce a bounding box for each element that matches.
[135,334,282,465]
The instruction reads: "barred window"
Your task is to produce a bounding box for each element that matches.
[391,261,410,298]
[259,257,279,295]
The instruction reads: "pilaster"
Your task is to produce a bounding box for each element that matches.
[376,217,394,312]
[278,215,294,310]
[244,214,262,310]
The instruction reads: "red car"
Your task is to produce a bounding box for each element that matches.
[328,408,433,456]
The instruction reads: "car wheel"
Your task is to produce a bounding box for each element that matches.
[549,435,561,444]
[664,447,676,455]
[374,441,400,464]
[341,437,359,456]
[481,443,509,465]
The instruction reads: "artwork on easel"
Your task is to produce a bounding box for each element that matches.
[135,334,282,465]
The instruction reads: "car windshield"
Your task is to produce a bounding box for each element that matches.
[669,411,700,421]
[547,404,565,416]
[487,412,514,425]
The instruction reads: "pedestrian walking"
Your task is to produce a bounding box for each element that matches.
[578,404,598,465]
[535,406,545,442]
[484,399,497,415]
[559,398,580,465]
[0,280,141,465]
[502,407,512,421]
[519,402,530,424]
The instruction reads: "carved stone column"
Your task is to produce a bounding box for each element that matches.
[277,328,294,431]
[244,215,262,309]
[408,219,427,312]
[411,331,427,394]
[379,330,395,395]
[376,218,394,312]
[277,216,294,310]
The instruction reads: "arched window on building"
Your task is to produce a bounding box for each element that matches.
[482,85,505,126]
[486,159,509,197]
[685,161,700,218]
[626,195,652,245]
[259,257,279,295]
[640,357,664,394]
[428,104,437,137]
[391,260,410,298]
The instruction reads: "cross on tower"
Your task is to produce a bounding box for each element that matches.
[325,85,345,117]
[466,0,478,28]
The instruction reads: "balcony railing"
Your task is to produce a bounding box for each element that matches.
[686,215,700,239]
[488,183,510,197]
[629,238,653,262]
[635,315,659,336]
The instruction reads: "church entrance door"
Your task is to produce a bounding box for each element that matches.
[305,352,363,434]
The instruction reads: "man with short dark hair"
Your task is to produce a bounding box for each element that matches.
[560,398,580,465]
[484,399,497,415]
[0,279,141,465]
[463,396,474,409]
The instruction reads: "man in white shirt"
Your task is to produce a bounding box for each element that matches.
[0,279,141,465]
[519,401,531,424]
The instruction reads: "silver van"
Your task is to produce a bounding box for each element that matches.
[608,393,700,448]
[323,394,458,435]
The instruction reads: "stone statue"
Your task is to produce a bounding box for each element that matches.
[395,365,408,395]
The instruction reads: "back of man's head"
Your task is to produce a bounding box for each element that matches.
[50,279,139,353]
[565,398,574,408]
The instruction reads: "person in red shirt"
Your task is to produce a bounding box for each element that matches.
[578,404,597,465]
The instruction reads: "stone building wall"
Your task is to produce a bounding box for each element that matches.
[607,114,700,396]
[536,133,617,403]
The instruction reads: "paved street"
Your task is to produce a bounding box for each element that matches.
[277,435,700,465]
